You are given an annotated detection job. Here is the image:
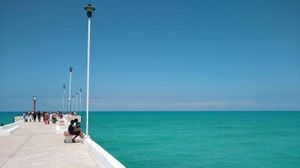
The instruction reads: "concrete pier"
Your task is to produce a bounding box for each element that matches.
[0,121,99,168]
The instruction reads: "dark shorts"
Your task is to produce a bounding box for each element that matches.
[70,128,81,135]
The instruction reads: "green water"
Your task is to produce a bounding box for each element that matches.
[0,112,22,125]
[1,111,300,167]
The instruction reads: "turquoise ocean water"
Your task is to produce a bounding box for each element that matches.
[1,111,300,167]
[0,112,22,125]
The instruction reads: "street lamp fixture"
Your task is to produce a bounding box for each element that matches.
[32,96,37,113]
[84,4,95,17]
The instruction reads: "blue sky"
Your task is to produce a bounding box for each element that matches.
[0,0,299,111]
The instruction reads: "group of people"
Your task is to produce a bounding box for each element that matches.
[23,111,84,143]
[22,111,63,125]
[23,111,42,122]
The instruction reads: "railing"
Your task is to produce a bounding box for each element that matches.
[84,138,126,168]
[0,120,23,136]
[55,116,126,168]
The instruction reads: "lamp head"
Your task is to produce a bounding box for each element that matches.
[84,4,95,17]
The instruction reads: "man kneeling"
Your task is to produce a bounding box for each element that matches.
[68,119,84,143]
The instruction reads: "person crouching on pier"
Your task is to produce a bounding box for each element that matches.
[44,112,50,125]
[68,119,84,143]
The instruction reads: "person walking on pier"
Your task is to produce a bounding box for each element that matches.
[44,112,50,125]
[33,112,37,122]
[37,111,41,122]
[28,112,33,122]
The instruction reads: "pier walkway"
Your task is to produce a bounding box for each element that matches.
[0,121,99,168]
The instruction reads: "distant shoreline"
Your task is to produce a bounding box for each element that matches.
[1,110,300,112]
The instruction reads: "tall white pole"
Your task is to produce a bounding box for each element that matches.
[72,95,75,113]
[84,4,95,136]
[75,93,78,113]
[63,84,66,112]
[86,17,91,136]
[79,88,82,113]
[68,67,73,113]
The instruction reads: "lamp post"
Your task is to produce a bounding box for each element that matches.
[84,4,95,136]
[75,92,78,113]
[72,95,75,113]
[63,84,66,112]
[32,96,37,113]
[79,88,82,114]
[68,67,73,113]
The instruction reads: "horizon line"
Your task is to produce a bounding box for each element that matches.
[1,110,300,112]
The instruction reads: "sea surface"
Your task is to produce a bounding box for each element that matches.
[1,111,300,168]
